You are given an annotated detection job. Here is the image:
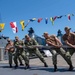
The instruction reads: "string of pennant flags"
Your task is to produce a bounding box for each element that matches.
[0,13,74,33]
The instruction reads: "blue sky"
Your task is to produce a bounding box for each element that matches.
[0,0,75,39]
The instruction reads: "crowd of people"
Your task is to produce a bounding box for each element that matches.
[5,26,75,72]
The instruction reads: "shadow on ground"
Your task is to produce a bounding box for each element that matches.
[0,63,75,73]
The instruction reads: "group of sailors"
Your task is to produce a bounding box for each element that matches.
[5,26,75,72]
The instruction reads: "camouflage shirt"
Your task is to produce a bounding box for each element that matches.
[14,40,24,52]
[25,38,38,45]
[24,38,38,50]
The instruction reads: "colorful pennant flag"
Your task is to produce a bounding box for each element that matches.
[37,18,43,23]
[45,18,48,24]
[50,17,54,25]
[10,22,18,33]
[57,16,62,19]
[53,16,57,21]
[29,18,36,22]
[68,14,71,20]
[0,13,75,33]
[20,20,25,31]
[0,23,5,32]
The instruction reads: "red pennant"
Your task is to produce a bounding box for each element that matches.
[37,18,42,23]
[68,14,71,20]
[53,16,57,21]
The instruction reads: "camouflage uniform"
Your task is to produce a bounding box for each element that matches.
[46,35,72,66]
[14,40,29,68]
[43,32,73,71]
[63,32,75,57]
[62,27,75,71]
[24,38,48,67]
[5,41,15,68]
[62,32,75,70]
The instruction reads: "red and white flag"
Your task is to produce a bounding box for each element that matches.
[68,14,71,20]
[10,22,18,33]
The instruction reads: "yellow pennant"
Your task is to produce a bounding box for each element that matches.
[50,17,54,25]
[0,23,5,32]
[20,20,25,31]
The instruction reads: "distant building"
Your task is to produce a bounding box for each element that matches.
[57,29,64,44]
[0,34,9,60]
[28,27,46,46]
[0,35,9,47]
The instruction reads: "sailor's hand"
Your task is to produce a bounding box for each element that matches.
[26,46,35,49]
[72,45,75,49]
[31,46,36,48]
[27,46,33,49]
[55,45,62,48]
[5,48,9,50]
[18,45,23,48]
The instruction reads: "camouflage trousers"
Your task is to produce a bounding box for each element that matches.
[8,51,23,65]
[14,50,29,66]
[28,48,47,64]
[65,48,75,59]
[50,48,72,66]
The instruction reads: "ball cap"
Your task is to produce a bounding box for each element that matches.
[42,32,48,37]
[25,34,29,38]
[7,38,10,41]
[64,26,71,31]
[15,36,18,38]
